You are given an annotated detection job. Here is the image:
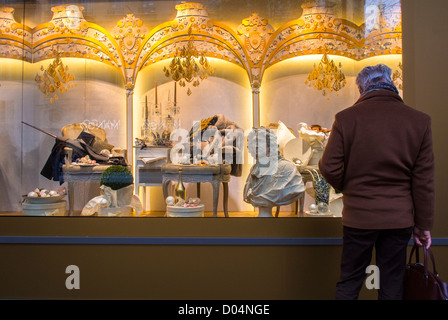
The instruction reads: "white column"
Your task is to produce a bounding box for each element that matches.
[252,84,260,128]
[126,88,134,167]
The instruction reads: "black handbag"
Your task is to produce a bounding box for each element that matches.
[403,245,448,300]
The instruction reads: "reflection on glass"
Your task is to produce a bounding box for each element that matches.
[0,0,402,216]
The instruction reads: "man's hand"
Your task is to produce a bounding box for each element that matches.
[413,226,432,249]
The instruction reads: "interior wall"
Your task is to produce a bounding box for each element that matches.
[20,59,126,212]
[0,59,24,211]
[261,54,403,131]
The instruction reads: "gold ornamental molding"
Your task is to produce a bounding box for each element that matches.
[0,7,33,61]
[0,1,402,90]
[260,0,402,80]
[135,3,250,83]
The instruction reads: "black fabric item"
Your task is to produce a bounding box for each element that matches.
[40,137,110,184]
[186,114,243,177]
[91,137,114,153]
[77,130,96,146]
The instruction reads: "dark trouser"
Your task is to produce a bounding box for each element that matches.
[335,226,413,300]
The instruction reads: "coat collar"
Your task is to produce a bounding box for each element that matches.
[354,89,404,105]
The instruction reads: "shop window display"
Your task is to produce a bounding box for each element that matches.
[0,0,402,217]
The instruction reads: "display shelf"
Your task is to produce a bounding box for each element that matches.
[0,215,342,239]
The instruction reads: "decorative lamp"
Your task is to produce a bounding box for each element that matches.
[163,26,214,96]
[35,50,76,103]
[392,61,403,91]
[305,47,346,99]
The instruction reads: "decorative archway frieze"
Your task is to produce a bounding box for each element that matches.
[31,5,124,75]
[135,3,251,87]
[259,0,401,82]
[0,1,402,90]
[0,7,33,61]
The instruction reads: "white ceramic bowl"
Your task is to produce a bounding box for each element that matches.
[24,195,65,204]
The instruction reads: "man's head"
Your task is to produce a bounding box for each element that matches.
[356,64,394,94]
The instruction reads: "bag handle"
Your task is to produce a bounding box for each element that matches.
[408,244,420,264]
[313,169,322,181]
[426,246,439,277]
[409,244,439,278]
[303,169,324,182]
[304,169,317,181]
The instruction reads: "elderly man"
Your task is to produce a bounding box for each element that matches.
[319,64,435,300]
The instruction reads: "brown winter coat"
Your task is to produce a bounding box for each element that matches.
[319,90,435,230]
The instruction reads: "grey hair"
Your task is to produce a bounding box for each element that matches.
[356,64,393,93]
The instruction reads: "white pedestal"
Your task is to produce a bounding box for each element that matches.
[22,200,67,216]
[257,206,274,217]
[166,204,204,217]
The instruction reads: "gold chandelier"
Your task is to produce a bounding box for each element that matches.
[392,61,403,90]
[163,26,214,96]
[35,50,76,103]
[305,49,346,99]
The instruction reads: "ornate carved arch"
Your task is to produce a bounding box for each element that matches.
[0,1,402,90]
[134,3,252,88]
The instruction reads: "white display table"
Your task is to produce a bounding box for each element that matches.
[134,146,172,211]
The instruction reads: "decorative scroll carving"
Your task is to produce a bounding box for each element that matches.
[111,14,148,67]
[237,13,275,87]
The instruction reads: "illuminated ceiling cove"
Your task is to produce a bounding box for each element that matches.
[0,1,402,90]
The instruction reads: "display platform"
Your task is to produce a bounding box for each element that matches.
[0,214,343,240]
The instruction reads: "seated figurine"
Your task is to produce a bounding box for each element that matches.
[243,127,305,217]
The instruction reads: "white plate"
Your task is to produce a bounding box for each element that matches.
[305,211,333,217]
[74,163,98,166]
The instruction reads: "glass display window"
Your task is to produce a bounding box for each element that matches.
[0,0,402,218]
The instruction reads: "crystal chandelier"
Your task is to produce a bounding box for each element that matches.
[163,26,214,96]
[35,50,76,103]
[392,61,403,90]
[305,49,346,99]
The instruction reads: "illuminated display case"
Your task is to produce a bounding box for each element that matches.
[0,0,403,218]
